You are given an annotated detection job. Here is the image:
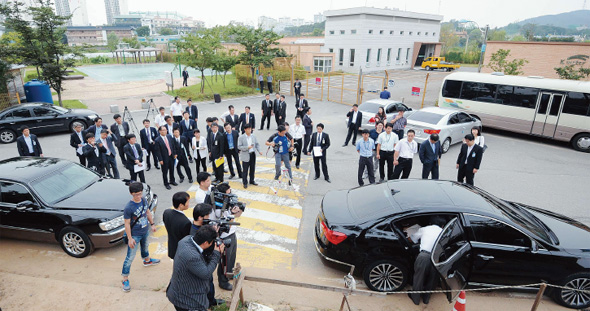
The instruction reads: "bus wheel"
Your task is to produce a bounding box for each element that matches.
[572,133,590,152]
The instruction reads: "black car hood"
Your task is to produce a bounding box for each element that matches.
[52,179,130,212]
[525,205,590,256]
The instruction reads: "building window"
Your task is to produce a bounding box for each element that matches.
[387,48,392,62]
[314,56,333,73]
[379,30,384,34]
[409,31,413,35]
[433,32,436,36]
[417,32,421,35]
[425,32,429,35]
[390,30,394,35]
[396,48,401,61]
[329,30,334,35]
[340,30,345,35]
[366,48,371,64]
[351,29,357,34]
[350,49,355,66]
[338,49,344,66]
[329,48,333,53]
[377,48,382,62]
[400,31,404,35]
[406,48,411,61]
[368,30,373,34]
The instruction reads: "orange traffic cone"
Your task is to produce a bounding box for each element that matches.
[452,291,466,311]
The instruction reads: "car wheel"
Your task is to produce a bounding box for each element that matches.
[571,133,590,153]
[553,273,590,309]
[441,138,451,154]
[363,260,408,292]
[0,128,16,144]
[425,66,431,71]
[58,226,93,258]
[70,120,87,133]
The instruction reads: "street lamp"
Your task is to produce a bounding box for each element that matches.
[458,20,489,73]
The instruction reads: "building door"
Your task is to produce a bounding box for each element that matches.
[415,44,427,66]
[531,92,565,138]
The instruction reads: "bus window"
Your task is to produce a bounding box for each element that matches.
[460,82,497,102]
[563,92,590,116]
[442,80,462,99]
[513,87,538,109]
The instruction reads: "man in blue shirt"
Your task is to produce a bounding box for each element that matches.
[121,182,159,292]
[356,129,376,186]
[380,87,391,99]
[269,125,293,184]
[223,123,242,179]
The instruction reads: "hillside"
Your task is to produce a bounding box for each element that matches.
[515,10,590,28]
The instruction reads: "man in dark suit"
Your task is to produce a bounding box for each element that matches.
[302,109,313,155]
[223,122,242,179]
[163,192,192,260]
[155,125,178,190]
[82,133,106,174]
[164,116,179,138]
[86,117,108,140]
[295,93,309,119]
[456,134,484,186]
[207,123,225,182]
[182,67,189,87]
[110,114,130,166]
[98,129,120,179]
[238,106,255,134]
[343,104,362,147]
[172,128,193,183]
[272,93,281,127]
[308,123,331,183]
[70,123,86,165]
[185,99,198,123]
[123,134,146,182]
[224,105,239,130]
[293,78,302,100]
[274,95,287,127]
[418,133,442,180]
[179,111,197,162]
[260,94,273,130]
[16,126,43,157]
[140,119,159,171]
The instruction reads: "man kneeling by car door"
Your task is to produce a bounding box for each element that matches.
[405,216,447,305]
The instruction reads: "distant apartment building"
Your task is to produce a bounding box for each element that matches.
[55,0,89,26]
[65,26,134,46]
[112,15,142,28]
[258,16,277,30]
[322,7,442,73]
[122,11,204,35]
[258,15,313,32]
[104,0,128,25]
[314,13,326,24]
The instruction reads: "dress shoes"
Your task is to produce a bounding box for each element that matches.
[189,159,193,164]
[250,181,259,186]
[170,182,178,186]
[243,184,248,189]
[326,178,331,183]
[313,176,320,180]
[342,144,347,147]
[188,179,193,183]
[165,185,171,190]
[155,165,160,170]
[179,178,184,183]
[408,293,420,306]
[296,165,300,169]
[219,283,233,291]
[229,174,235,179]
[146,166,151,171]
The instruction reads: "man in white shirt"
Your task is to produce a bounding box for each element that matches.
[376,123,399,182]
[154,107,168,128]
[194,172,212,204]
[407,216,446,305]
[170,96,184,123]
[343,104,362,147]
[392,129,418,179]
[290,116,306,169]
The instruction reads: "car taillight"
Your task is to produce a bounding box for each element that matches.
[321,221,347,245]
[424,129,441,134]
[369,117,376,123]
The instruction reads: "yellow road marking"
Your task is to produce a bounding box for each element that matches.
[239,199,302,219]
[236,241,292,270]
[237,216,299,240]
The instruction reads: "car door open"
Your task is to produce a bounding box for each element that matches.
[431,217,472,302]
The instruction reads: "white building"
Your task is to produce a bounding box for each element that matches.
[322,7,442,73]
[55,0,89,26]
[314,13,326,24]
[104,0,128,25]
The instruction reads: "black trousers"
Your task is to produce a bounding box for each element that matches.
[212,157,224,182]
[144,147,159,168]
[410,251,438,305]
[294,88,300,100]
[173,115,182,123]
[182,78,188,87]
[267,82,273,93]
[217,233,237,286]
[242,153,256,185]
[379,150,394,180]
[116,143,127,167]
[176,156,193,181]
[195,154,207,174]
[259,81,264,93]
[275,114,284,127]
[457,166,475,185]
[303,134,311,155]
[394,129,404,140]
[77,154,86,166]
[422,162,439,180]
[293,138,302,167]
[344,125,359,145]
[224,149,242,177]
[260,112,272,130]
[313,154,329,179]
[161,158,176,186]
[358,156,375,186]
[393,157,413,179]
[130,169,145,183]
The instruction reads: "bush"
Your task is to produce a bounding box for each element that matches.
[25,72,40,82]
[89,55,110,64]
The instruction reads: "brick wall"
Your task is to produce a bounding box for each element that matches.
[482,41,590,81]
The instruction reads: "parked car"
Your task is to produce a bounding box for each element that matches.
[0,157,158,258]
[404,107,482,153]
[0,102,99,144]
[344,99,414,130]
[314,180,590,309]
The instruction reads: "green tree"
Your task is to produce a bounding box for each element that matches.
[440,23,459,55]
[107,32,119,52]
[488,29,507,41]
[312,28,323,36]
[554,60,590,80]
[159,27,175,36]
[211,50,239,87]
[121,36,140,49]
[487,49,528,75]
[522,23,536,41]
[231,25,282,88]
[176,28,222,93]
[510,34,526,42]
[136,26,150,37]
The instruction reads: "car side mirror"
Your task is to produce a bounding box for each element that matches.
[16,200,38,210]
[529,240,539,253]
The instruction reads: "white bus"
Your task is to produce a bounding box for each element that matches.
[438,72,590,152]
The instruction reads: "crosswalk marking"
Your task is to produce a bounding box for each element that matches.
[240,207,301,228]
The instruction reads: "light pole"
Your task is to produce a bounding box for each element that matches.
[458,20,489,73]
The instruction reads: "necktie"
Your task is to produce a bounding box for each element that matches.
[147,130,152,143]
[163,137,171,156]
[317,134,321,146]
[132,145,139,159]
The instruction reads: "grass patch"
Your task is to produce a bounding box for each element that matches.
[166,74,258,102]
[68,68,88,77]
[57,99,87,109]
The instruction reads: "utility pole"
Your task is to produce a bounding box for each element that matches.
[477,24,489,73]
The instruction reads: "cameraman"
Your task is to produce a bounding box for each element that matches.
[205,182,243,291]
[167,225,223,311]
[266,125,294,184]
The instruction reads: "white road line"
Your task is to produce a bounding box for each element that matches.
[255,165,310,180]
[231,189,303,209]
[241,208,301,228]
[236,227,296,253]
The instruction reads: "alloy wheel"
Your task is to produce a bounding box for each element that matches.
[561,277,590,308]
[62,231,86,256]
[368,263,404,292]
[0,130,15,143]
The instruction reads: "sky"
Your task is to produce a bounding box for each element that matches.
[85,0,589,28]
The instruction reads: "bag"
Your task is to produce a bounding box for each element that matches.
[483,144,488,153]
[123,199,147,244]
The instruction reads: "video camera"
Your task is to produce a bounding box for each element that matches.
[210,182,246,214]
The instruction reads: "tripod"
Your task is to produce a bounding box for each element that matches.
[122,106,140,134]
[145,98,158,121]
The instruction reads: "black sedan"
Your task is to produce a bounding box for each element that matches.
[0,157,158,258]
[0,102,99,143]
[314,180,590,309]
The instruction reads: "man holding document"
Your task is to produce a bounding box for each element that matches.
[124,134,146,183]
[308,123,331,183]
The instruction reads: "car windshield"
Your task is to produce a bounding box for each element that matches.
[53,106,69,114]
[358,102,383,113]
[407,111,444,124]
[31,164,99,204]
